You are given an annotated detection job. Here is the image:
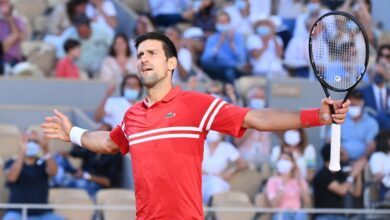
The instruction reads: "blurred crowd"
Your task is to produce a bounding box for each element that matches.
[1,0,390,220]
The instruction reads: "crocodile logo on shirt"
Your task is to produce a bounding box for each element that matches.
[165,112,176,118]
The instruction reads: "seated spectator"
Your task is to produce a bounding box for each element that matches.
[377,44,390,70]
[235,86,271,170]
[271,128,317,182]
[3,127,64,220]
[95,74,143,129]
[0,0,25,66]
[200,11,248,83]
[247,19,286,78]
[223,0,254,36]
[293,0,328,37]
[202,130,247,204]
[360,62,390,130]
[86,0,117,39]
[99,33,137,86]
[46,0,88,35]
[55,39,81,79]
[369,130,390,202]
[313,144,366,220]
[284,13,317,78]
[192,0,217,36]
[148,0,194,27]
[53,141,123,197]
[265,152,310,220]
[336,90,379,163]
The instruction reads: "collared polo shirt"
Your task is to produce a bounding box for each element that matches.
[110,86,249,220]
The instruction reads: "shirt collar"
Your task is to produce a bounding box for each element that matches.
[142,86,182,108]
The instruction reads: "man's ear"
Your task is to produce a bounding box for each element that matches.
[167,57,178,72]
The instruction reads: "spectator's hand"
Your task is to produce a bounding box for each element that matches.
[41,109,73,142]
[319,98,350,125]
[73,169,83,179]
[350,157,367,177]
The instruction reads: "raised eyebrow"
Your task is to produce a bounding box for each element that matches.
[137,49,159,58]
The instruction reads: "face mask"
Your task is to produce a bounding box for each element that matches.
[216,23,231,33]
[124,88,139,101]
[276,159,293,174]
[284,130,301,146]
[256,26,271,37]
[348,105,362,118]
[26,141,42,158]
[249,98,265,109]
[307,3,320,13]
[206,130,221,143]
[373,73,385,85]
[235,0,247,10]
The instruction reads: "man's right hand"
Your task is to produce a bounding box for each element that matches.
[41,109,73,142]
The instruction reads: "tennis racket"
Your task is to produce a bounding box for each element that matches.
[309,11,368,171]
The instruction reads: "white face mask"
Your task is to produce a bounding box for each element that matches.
[284,130,301,146]
[348,106,362,118]
[216,23,231,32]
[249,98,265,109]
[307,3,320,13]
[206,130,221,143]
[276,159,293,174]
[26,141,42,158]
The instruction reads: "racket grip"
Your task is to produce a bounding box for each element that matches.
[329,123,341,172]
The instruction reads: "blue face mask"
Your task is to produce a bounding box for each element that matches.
[249,98,266,109]
[235,0,247,10]
[26,141,42,157]
[373,73,385,85]
[216,23,230,33]
[307,3,320,13]
[124,88,139,101]
[256,26,271,37]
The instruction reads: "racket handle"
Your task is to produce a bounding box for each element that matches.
[329,123,341,172]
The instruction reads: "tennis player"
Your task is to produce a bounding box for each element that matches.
[42,32,350,220]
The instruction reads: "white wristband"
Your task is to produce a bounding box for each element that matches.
[69,126,87,147]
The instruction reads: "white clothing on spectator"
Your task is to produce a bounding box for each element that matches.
[148,0,191,16]
[172,47,193,84]
[103,97,131,128]
[284,32,309,68]
[86,0,117,39]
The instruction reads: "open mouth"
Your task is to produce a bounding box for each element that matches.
[141,67,153,72]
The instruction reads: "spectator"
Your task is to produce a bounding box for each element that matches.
[54,141,123,197]
[46,0,88,35]
[313,143,366,220]
[99,33,137,86]
[148,0,194,27]
[67,13,112,77]
[369,130,390,202]
[284,13,317,78]
[235,86,271,170]
[360,62,390,130]
[130,15,155,55]
[293,0,328,38]
[271,128,317,182]
[377,44,390,69]
[202,130,247,204]
[86,0,117,39]
[164,26,195,83]
[265,152,310,220]
[246,19,286,78]
[334,90,379,163]
[0,0,25,66]
[95,74,143,129]
[277,0,304,36]
[200,11,247,83]
[223,0,254,36]
[55,39,81,79]
[3,127,64,220]
[192,0,217,36]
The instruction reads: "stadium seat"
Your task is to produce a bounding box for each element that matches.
[212,191,255,220]
[96,188,136,220]
[122,0,150,13]
[254,192,271,220]
[21,41,56,76]
[228,169,262,201]
[47,0,67,8]
[0,124,21,160]
[49,188,94,220]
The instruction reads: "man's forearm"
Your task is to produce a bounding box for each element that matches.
[243,109,302,131]
[79,130,120,154]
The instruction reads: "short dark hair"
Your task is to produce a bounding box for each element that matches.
[120,74,143,98]
[376,130,390,153]
[377,44,390,62]
[134,32,177,59]
[350,89,364,100]
[321,143,331,162]
[110,33,131,57]
[71,13,90,27]
[63,39,80,53]
[66,0,88,20]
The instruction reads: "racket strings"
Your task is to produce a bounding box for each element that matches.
[311,14,366,90]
